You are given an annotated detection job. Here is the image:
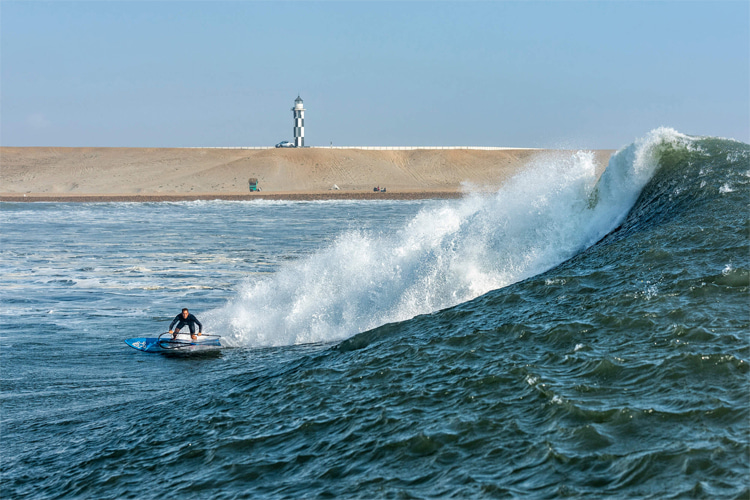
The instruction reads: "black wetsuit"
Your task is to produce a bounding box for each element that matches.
[169,313,203,334]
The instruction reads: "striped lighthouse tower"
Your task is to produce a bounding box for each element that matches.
[292,96,305,148]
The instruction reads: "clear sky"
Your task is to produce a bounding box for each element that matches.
[2,1,748,149]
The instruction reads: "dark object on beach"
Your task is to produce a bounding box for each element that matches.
[249,178,260,192]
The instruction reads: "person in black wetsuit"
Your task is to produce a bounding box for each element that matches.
[169,308,203,340]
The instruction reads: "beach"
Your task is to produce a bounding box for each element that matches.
[0,147,614,201]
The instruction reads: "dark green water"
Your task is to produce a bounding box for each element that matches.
[2,129,748,498]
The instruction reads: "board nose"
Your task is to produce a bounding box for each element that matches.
[125,338,151,351]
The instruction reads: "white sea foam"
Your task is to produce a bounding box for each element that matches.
[206,128,685,348]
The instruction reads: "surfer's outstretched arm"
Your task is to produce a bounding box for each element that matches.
[168,314,180,334]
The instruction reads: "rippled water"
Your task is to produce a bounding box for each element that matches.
[2,129,748,498]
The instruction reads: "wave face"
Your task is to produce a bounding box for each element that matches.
[208,128,700,347]
[325,130,749,497]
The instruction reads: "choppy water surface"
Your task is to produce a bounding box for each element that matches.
[2,129,748,498]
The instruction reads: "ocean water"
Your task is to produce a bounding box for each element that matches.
[1,128,748,498]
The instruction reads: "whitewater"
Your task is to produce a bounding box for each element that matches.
[208,128,685,347]
[2,128,748,498]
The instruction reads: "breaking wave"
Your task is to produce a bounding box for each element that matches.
[205,128,712,347]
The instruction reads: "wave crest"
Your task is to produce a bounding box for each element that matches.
[206,128,704,347]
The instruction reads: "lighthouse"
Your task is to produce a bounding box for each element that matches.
[292,96,305,147]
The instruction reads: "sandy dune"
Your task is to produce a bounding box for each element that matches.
[0,147,613,200]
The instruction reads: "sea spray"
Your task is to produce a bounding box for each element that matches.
[206,128,691,347]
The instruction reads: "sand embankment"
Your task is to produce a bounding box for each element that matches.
[0,147,614,201]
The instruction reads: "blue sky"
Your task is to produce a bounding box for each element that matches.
[2,1,748,149]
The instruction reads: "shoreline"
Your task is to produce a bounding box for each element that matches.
[0,190,465,203]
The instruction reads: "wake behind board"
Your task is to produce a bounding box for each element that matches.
[125,333,221,353]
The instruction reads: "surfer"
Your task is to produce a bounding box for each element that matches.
[168,308,203,340]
